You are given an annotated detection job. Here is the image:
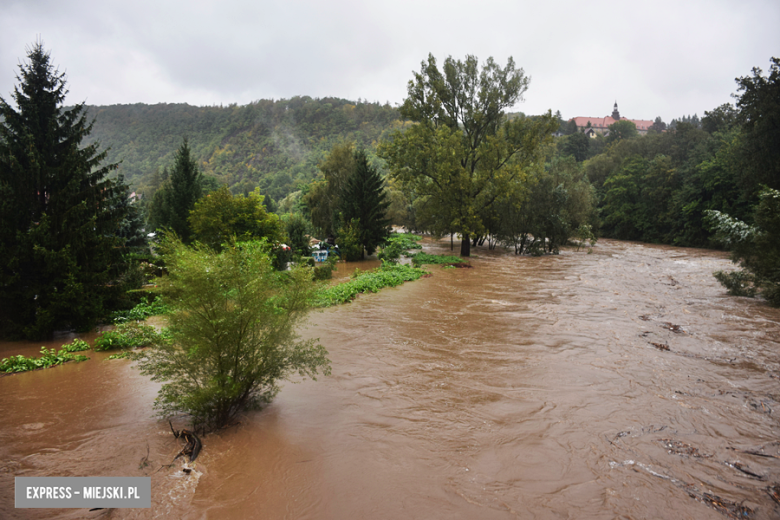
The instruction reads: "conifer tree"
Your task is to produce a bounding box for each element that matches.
[338,150,390,258]
[0,43,126,338]
[147,138,202,242]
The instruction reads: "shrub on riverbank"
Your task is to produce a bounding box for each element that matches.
[706,187,780,306]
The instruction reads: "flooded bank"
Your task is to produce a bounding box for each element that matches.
[2,239,779,519]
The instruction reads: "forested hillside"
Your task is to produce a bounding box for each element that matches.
[83,97,399,201]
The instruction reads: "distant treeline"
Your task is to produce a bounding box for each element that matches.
[83,97,400,201]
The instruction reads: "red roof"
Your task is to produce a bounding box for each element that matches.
[571,116,655,131]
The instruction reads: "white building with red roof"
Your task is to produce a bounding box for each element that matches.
[570,102,655,137]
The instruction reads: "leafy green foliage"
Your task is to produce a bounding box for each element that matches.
[706,187,780,306]
[378,233,423,264]
[712,270,758,297]
[606,120,639,143]
[409,252,467,267]
[1,346,89,374]
[314,264,428,306]
[95,322,165,351]
[133,237,330,431]
[571,224,597,251]
[0,43,128,339]
[303,141,356,237]
[60,338,91,353]
[388,233,423,250]
[734,57,780,194]
[188,184,283,251]
[284,212,311,257]
[110,296,170,324]
[312,256,338,280]
[336,218,364,261]
[380,54,557,256]
[492,155,595,255]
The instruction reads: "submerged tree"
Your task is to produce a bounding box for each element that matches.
[380,54,556,256]
[0,43,127,338]
[134,237,331,431]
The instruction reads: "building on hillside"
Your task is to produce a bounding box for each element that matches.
[570,102,655,137]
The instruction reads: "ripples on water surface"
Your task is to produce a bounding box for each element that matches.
[1,239,779,519]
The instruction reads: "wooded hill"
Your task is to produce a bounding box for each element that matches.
[83,97,400,202]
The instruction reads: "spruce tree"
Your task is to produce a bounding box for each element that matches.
[147,138,202,242]
[339,150,391,258]
[0,43,126,338]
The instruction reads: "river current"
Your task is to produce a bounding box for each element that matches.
[1,239,779,519]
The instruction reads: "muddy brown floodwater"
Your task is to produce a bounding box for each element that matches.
[2,239,780,519]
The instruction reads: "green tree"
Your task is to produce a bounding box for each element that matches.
[134,237,331,431]
[649,117,667,134]
[0,43,126,339]
[188,185,283,251]
[303,141,356,237]
[148,138,203,242]
[606,120,639,143]
[283,212,311,257]
[734,57,780,192]
[338,149,391,258]
[559,131,590,161]
[380,54,556,256]
[702,104,737,134]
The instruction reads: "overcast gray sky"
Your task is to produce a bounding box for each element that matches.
[1,0,778,123]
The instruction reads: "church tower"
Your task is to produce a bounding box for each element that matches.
[611,101,621,121]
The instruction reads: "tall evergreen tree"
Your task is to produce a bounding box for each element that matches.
[338,150,390,258]
[0,43,126,338]
[147,138,202,242]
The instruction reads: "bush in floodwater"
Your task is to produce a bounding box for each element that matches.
[409,252,467,267]
[712,270,758,297]
[377,240,404,264]
[134,237,330,432]
[94,323,167,351]
[387,233,423,252]
[60,338,91,353]
[378,231,423,264]
[572,224,597,252]
[0,346,89,373]
[314,264,428,306]
[313,256,338,281]
[110,296,170,324]
[336,218,365,261]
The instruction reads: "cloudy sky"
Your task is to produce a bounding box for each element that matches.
[1,0,778,123]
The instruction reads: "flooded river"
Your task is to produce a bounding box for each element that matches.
[2,239,779,519]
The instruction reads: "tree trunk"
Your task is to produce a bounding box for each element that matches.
[460,234,471,257]
[450,233,453,251]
